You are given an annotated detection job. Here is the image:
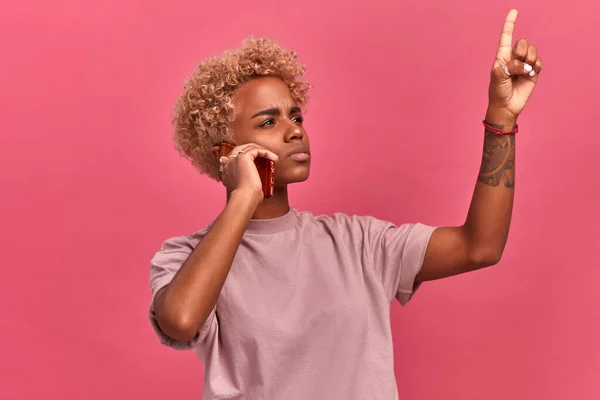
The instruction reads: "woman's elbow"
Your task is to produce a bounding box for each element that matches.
[469,248,503,268]
[156,312,199,342]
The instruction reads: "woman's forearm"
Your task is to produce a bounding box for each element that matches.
[463,113,516,264]
[154,188,263,341]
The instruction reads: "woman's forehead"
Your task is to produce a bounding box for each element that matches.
[233,77,295,114]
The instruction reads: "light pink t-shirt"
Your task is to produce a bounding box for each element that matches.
[149,209,435,399]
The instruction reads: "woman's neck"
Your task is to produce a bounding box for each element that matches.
[227,186,291,219]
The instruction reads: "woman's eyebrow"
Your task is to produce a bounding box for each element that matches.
[251,108,280,119]
[250,106,301,119]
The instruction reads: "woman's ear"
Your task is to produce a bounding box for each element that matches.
[211,145,221,162]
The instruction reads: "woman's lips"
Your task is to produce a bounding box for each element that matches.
[289,152,310,161]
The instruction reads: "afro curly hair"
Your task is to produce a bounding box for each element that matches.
[172,37,311,181]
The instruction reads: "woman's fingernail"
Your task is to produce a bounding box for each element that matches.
[524,63,533,72]
[219,157,226,163]
[529,70,536,77]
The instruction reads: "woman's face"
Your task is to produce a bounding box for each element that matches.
[231,76,310,187]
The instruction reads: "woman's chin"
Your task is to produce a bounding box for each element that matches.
[276,170,310,186]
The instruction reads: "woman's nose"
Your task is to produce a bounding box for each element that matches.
[285,122,303,142]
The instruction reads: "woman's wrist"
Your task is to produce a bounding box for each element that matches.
[485,106,518,131]
[229,187,264,210]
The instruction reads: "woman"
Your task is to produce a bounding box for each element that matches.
[149,9,542,399]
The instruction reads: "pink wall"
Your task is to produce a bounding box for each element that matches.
[1,0,598,398]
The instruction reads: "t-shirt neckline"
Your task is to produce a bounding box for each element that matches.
[245,208,298,235]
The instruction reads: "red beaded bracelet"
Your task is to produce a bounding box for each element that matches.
[482,120,519,135]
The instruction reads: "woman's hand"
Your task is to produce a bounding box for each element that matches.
[218,143,278,199]
[486,9,544,127]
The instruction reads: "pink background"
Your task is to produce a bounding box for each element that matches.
[1,0,599,398]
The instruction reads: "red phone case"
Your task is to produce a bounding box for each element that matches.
[217,142,275,198]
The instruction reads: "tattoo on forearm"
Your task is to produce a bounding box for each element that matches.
[477,125,515,188]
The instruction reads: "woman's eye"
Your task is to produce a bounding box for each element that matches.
[260,119,275,127]
[292,116,304,124]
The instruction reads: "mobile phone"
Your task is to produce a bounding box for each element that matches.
[217,142,275,198]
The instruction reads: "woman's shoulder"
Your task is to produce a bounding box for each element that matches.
[154,224,213,255]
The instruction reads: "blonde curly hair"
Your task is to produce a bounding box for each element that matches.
[173,37,311,180]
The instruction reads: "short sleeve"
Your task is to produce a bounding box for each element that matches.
[363,218,436,305]
[148,234,217,351]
